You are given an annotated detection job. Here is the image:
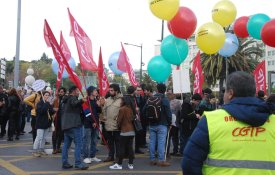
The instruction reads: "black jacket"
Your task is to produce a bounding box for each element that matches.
[36,99,55,129]
[83,98,101,128]
[180,99,199,137]
[62,95,84,131]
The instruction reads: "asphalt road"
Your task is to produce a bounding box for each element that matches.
[0,122,182,175]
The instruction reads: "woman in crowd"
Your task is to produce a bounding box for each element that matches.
[32,91,55,157]
[7,88,21,141]
[109,97,135,170]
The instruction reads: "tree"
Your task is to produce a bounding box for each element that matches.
[199,37,263,99]
[40,52,52,64]
[141,73,157,91]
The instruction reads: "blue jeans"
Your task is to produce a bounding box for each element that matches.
[62,127,82,166]
[149,125,168,161]
[82,127,98,158]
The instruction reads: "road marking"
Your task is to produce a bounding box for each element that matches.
[8,156,35,163]
[28,170,181,174]
[0,158,30,175]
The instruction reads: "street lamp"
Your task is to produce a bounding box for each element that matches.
[124,43,143,84]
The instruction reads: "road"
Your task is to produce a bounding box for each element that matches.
[0,123,182,175]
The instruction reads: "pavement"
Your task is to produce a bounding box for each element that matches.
[0,122,182,175]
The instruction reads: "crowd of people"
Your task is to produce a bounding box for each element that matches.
[0,71,274,174]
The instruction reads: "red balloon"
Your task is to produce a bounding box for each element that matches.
[168,7,197,39]
[233,16,249,38]
[261,19,275,47]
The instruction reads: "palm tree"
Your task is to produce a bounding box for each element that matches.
[200,37,264,98]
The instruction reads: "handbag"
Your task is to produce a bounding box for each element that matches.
[133,115,143,132]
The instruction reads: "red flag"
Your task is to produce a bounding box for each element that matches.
[44,20,82,92]
[253,60,266,94]
[60,31,71,61]
[98,47,110,97]
[68,9,98,72]
[117,43,139,87]
[192,51,204,95]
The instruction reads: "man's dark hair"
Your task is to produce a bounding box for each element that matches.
[42,91,50,96]
[127,86,136,95]
[145,85,153,93]
[157,83,166,94]
[257,90,265,98]
[226,71,256,97]
[192,93,202,101]
[69,86,78,94]
[58,87,67,93]
[267,94,275,103]
[203,88,212,95]
[140,83,146,91]
[109,84,120,93]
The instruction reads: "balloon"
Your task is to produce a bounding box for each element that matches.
[212,0,237,27]
[168,7,197,39]
[196,22,226,54]
[160,35,189,65]
[25,75,35,86]
[149,0,179,20]
[233,16,249,38]
[219,33,239,57]
[261,20,275,47]
[247,13,270,40]
[108,52,124,75]
[147,55,171,83]
[52,57,76,79]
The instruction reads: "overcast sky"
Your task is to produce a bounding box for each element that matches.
[0,0,274,71]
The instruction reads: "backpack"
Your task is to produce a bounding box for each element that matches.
[146,96,162,123]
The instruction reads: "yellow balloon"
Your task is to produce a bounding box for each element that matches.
[212,0,237,27]
[195,22,226,55]
[149,0,180,20]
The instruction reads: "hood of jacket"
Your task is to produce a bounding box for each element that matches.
[223,97,272,127]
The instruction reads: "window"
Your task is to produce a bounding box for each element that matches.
[268,51,272,56]
[272,61,275,65]
[268,61,271,66]
[272,51,275,55]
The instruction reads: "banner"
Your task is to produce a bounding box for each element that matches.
[44,20,82,92]
[68,9,98,72]
[253,60,266,94]
[191,51,204,95]
[98,47,109,97]
[172,69,191,93]
[117,43,139,87]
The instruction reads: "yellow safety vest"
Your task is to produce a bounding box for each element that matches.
[202,109,275,175]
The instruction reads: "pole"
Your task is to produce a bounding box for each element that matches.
[14,0,21,88]
[140,44,143,84]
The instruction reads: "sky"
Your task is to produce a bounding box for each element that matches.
[0,0,274,72]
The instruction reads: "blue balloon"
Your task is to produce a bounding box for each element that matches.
[147,55,171,83]
[52,57,76,79]
[108,52,124,75]
[247,13,270,40]
[161,35,189,65]
[219,33,239,57]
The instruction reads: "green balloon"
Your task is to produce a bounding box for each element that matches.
[247,13,270,40]
[147,55,172,83]
[161,35,189,65]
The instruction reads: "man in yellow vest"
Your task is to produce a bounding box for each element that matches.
[182,71,275,175]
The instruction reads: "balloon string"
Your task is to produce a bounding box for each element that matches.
[167,21,185,67]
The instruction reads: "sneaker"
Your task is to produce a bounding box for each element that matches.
[149,160,157,166]
[91,157,101,162]
[83,158,92,164]
[157,161,170,167]
[62,163,73,169]
[52,149,57,154]
[109,163,122,170]
[32,152,41,157]
[75,164,89,170]
[40,151,47,156]
[128,164,134,170]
